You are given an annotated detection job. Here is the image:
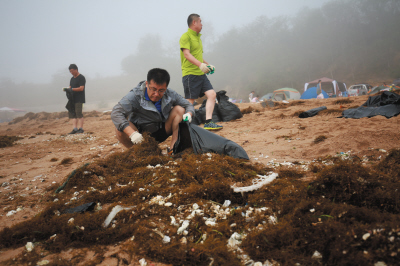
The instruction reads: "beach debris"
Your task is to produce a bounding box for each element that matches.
[231,173,278,192]
[64,202,96,214]
[227,232,243,250]
[139,258,147,266]
[223,200,231,207]
[6,210,17,217]
[25,242,34,252]
[103,205,133,228]
[363,233,371,240]
[177,220,190,234]
[312,250,322,260]
[36,260,49,265]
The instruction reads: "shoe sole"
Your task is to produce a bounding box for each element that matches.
[204,127,223,131]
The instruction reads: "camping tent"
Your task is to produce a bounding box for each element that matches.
[272,88,300,101]
[260,93,273,101]
[300,86,329,99]
[304,77,347,97]
[0,107,26,122]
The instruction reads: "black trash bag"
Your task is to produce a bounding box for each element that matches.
[216,90,243,122]
[63,202,96,214]
[173,122,249,160]
[299,106,327,118]
[192,99,222,125]
[342,91,400,119]
[362,91,400,107]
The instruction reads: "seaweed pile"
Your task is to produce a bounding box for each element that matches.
[0,135,23,148]
[0,135,399,265]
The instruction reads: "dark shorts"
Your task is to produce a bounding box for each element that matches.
[135,122,170,143]
[68,103,83,119]
[182,74,214,99]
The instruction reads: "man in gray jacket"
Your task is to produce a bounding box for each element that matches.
[111,68,194,153]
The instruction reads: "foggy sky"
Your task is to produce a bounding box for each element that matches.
[0,0,328,84]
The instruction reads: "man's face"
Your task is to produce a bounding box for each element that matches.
[193,17,203,33]
[146,80,167,102]
[69,68,78,77]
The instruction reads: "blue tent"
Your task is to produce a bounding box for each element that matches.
[300,86,329,99]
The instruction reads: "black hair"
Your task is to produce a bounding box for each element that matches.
[69,64,78,70]
[147,68,170,86]
[187,14,200,27]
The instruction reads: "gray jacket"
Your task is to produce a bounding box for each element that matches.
[111,81,195,132]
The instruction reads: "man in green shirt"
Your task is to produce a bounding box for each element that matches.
[179,13,222,131]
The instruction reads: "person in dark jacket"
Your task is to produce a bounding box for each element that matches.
[111,68,194,153]
[63,64,86,134]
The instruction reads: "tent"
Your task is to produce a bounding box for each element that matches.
[300,86,329,99]
[260,93,273,101]
[0,107,26,122]
[304,77,347,97]
[272,88,300,101]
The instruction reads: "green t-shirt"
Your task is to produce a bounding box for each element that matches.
[179,28,204,77]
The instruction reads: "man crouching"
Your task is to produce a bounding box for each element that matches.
[111,68,194,154]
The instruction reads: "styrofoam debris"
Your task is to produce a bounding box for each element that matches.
[162,236,171,244]
[227,232,242,250]
[312,250,322,259]
[103,205,133,228]
[139,258,147,266]
[177,220,189,234]
[6,210,17,217]
[223,200,231,207]
[26,242,34,252]
[232,173,278,192]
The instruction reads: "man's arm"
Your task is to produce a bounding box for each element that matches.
[72,86,84,92]
[182,48,209,65]
[182,48,202,67]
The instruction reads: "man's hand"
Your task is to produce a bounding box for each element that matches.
[63,87,72,93]
[183,113,192,123]
[129,131,143,144]
[207,65,216,75]
[199,63,210,74]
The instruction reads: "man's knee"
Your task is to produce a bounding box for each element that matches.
[205,90,216,100]
[172,105,185,115]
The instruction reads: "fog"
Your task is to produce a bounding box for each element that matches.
[1,0,399,113]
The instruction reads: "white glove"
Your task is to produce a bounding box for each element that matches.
[129,131,143,144]
[207,64,215,72]
[199,63,210,74]
[183,113,192,123]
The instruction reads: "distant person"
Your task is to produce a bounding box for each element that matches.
[63,64,86,134]
[251,95,259,103]
[179,13,222,131]
[111,68,194,155]
[249,91,255,102]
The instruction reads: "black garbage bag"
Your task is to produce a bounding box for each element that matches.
[342,91,400,119]
[63,202,96,214]
[362,91,400,107]
[299,106,327,118]
[173,122,249,160]
[216,90,243,122]
[192,99,222,125]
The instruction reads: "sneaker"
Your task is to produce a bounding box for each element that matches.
[167,147,174,156]
[76,128,84,134]
[68,128,78,134]
[204,121,223,131]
